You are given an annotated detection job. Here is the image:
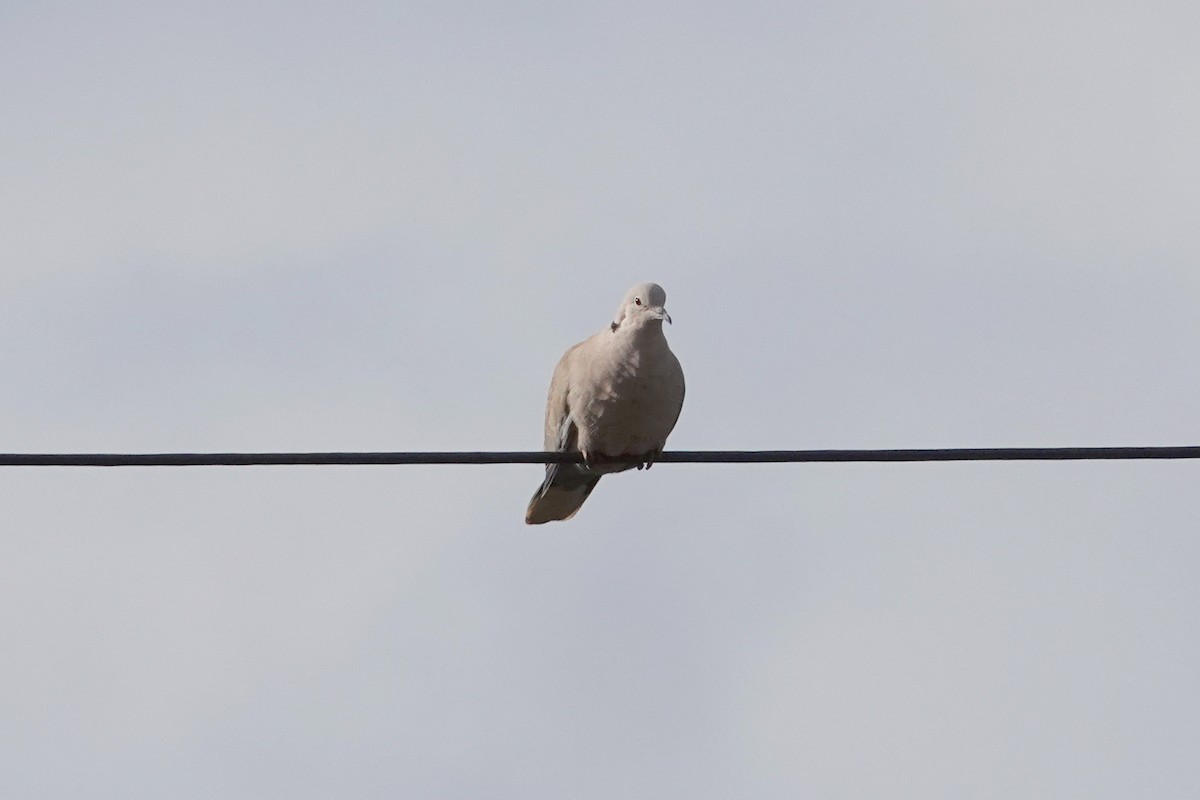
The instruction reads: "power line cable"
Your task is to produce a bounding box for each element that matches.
[1,446,1198,467]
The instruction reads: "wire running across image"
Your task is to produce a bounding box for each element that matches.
[1,447,1198,467]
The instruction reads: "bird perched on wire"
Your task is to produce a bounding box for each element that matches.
[525,282,685,524]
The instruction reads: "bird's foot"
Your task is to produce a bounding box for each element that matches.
[637,448,662,470]
[581,449,608,470]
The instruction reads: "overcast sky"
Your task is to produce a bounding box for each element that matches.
[3,1,1199,797]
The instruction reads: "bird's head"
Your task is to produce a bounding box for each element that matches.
[611,282,671,332]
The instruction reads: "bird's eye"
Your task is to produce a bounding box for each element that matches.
[634,297,642,306]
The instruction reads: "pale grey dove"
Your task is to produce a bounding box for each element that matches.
[525,282,685,524]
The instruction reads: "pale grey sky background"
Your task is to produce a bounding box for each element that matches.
[3,1,1199,797]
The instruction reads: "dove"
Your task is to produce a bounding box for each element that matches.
[525,282,685,524]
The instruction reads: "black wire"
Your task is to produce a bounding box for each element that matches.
[1,447,1198,466]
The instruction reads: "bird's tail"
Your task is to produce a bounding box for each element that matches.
[525,464,601,524]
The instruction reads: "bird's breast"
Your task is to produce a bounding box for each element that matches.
[571,342,682,456]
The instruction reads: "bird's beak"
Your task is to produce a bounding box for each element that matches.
[652,306,672,324]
